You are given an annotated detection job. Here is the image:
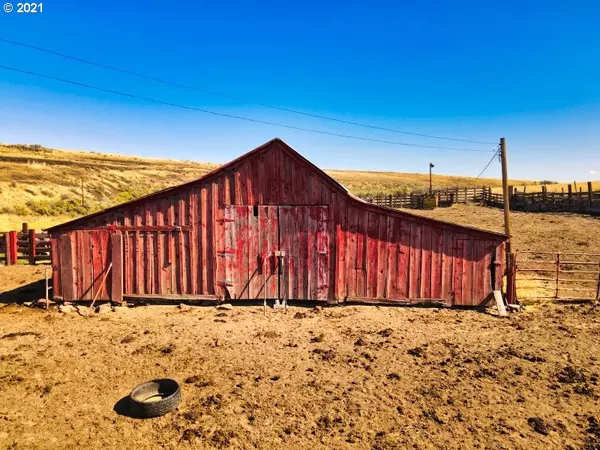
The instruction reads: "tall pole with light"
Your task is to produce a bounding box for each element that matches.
[429,163,435,194]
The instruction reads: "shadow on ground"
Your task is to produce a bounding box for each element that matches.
[0,279,45,304]
[113,396,145,419]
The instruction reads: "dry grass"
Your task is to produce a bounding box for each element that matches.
[327,169,533,196]
[492,181,600,194]
[1,143,537,219]
[0,143,218,218]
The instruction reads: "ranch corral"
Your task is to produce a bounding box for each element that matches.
[1,205,600,449]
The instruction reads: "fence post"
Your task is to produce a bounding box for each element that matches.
[28,229,36,265]
[9,231,17,265]
[588,182,593,209]
[568,184,572,210]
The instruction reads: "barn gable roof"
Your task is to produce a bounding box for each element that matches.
[46,138,507,239]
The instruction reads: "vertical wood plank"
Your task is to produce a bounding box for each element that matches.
[308,206,319,299]
[454,239,465,305]
[409,223,422,299]
[110,233,123,303]
[398,221,411,298]
[356,212,367,297]
[317,206,330,300]
[238,206,250,299]
[189,189,198,295]
[442,230,454,303]
[201,185,209,295]
[420,225,432,299]
[386,216,397,299]
[431,228,444,299]
[213,180,222,297]
[336,199,348,300]
[50,236,61,298]
[145,208,153,295]
[224,206,237,299]
[156,203,164,295]
[59,234,74,301]
[366,212,379,298]
[248,206,260,299]
[346,207,358,298]
[376,214,387,298]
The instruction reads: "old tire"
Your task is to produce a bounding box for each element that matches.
[129,379,181,418]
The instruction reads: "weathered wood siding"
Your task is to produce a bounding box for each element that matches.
[50,139,506,306]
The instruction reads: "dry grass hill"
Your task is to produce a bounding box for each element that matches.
[0,142,540,230]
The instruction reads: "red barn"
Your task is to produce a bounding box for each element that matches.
[47,138,508,307]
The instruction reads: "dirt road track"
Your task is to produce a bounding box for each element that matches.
[0,302,599,449]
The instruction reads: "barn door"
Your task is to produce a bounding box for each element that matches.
[223,205,329,302]
[453,239,495,306]
[224,206,279,300]
[279,206,329,301]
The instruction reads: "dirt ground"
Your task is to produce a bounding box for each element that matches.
[0,301,599,450]
[1,204,600,449]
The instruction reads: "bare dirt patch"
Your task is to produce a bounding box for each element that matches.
[0,303,599,449]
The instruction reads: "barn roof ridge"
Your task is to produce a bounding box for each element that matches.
[45,138,507,239]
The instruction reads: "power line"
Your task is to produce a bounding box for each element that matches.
[474,146,500,180]
[0,64,497,153]
[0,37,497,145]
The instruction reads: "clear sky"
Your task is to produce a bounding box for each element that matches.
[0,0,599,181]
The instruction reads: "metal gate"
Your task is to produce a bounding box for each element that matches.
[223,205,329,302]
[515,252,600,301]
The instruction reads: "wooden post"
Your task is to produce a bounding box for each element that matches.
[588,182,593,208]
[9,231,17,265]
[28,229,36,265]
[568,184,572,210]
[500,138,514,304]
[21,223,28,234]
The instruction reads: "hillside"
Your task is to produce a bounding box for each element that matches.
[0,142,536,230]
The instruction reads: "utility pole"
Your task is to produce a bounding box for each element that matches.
[429,163,434,194]
[500,137,513,304]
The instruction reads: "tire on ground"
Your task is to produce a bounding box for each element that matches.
[129,378,181,418]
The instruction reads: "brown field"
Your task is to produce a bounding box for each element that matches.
[0,143,537,227]
[1,204,599,449]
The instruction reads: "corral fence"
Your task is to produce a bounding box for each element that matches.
[362,187,487,209]
[1,223,52,266]
[483,182,600,214]
[515,251,600,302]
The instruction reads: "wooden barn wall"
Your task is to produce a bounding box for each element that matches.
[51,142,505,305]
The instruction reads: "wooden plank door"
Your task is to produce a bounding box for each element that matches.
[453,239,494,306]
[224,205,279,300]
[279,206,329,301]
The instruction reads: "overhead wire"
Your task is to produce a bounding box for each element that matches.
[474,146,501,180]
[0,37,497,145]
[0,64,497,153]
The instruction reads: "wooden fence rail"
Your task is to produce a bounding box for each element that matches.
[1,223,51,266]
[483,182,600,214]
[362,187,487,209]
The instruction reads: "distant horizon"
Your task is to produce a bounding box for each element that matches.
[2,138,597,185]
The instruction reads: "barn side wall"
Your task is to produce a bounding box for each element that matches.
[51,142,505,305]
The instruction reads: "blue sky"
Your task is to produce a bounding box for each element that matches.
[0,0,599,181]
